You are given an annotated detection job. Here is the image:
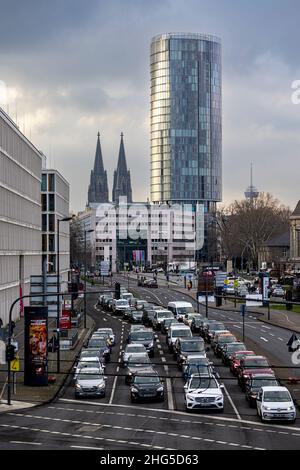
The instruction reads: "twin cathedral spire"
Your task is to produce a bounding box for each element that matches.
[87,132,133,206]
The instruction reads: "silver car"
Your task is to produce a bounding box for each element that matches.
[74,360,104,380]
[75,368,107,398]
[122,343,147,367]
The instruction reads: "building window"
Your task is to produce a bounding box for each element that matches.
[42,234,47,252]
[48,214,55,232]
[49,194,55,212]
[41,174,47,192]
[42,214,47,232]
[48,254,56,273]
[48,173,55,192]
[48,234,55,252]
[41,194,47,212]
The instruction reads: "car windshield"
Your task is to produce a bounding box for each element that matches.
[77,362,100,370]
[80,350,99,358]
[188,365,210,375]
[226,344,246,352]
[264,391,291,402]
[190,377,218,389]
[88,339,107,348]
[181,341,205,352]
[77,373,103,381]
[98,329,113,335]
[117,300,128,306]
[187,357,208,366]
[177,307,194,314]
[126,346,145,353]
[128,356,151,365]
[133,311,143,316]
[235,352,253,360]
[252,378,278,388]
[172,329,192,338]
[134,376,160,385]
[244,358,269,368]
[157,312,173,319]
[218,336,236,343]
[131,332,153,341]
[194,319,202,325]
[210,324,225,331]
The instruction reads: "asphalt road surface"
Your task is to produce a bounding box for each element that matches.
[1,278,300,450]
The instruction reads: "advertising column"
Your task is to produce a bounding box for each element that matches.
[24,306,48,386]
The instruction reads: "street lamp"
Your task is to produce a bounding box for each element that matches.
[84,229,94,329]
[57,216,73,374]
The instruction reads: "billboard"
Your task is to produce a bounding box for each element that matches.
[24,306,48,386]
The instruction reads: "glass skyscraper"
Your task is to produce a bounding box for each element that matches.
[150,33,222,211]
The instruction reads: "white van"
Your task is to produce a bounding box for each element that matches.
[121,292,134,302]
[166,324,192,352]
[167,301,194,321]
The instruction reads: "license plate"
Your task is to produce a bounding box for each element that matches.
[143,393,155,397]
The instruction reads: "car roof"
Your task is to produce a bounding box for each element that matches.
[243,355,267,360]
[249,373,276,379]
[168,301,193,307]
[77,367,102,374]
[261,386,289,392]
[170,324,191,330]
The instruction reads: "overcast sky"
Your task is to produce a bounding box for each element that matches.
[0,0,300,212]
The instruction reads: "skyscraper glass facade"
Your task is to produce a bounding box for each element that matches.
[150,33,222,207]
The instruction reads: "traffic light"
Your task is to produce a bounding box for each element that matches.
[6,344,16,361]
[115,282,121,300]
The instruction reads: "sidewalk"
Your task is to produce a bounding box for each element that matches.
[0,306,94,413]
[170,286,300,334]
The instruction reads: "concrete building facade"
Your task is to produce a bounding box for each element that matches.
[0,108,42,325]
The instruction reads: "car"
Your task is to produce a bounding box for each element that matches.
[167,324,192,352]
[90,332,112,348]
[174,338,206,369]
[74,360,104,381]
[210,330,231,352]
[256,386,296,423]
[142,308,157,327]
[87,337,111,362]
[161,318,178,334]
[74,368,107,398]
[182,356,214,382]
[183,313,199,327]
[121,343,147,367]
[128,310,144,323]
[122,306,137,321]
[126,324,147,343]
[245,374,279,408]
[96,328,115,346]
[152,310,174,330]
[168,301,194,322]
[184,374,224,411]
[79,348,102,362]
[230,350,255,375]
[121,292,134,302]
[221,342,246,365]
[128,328,155,357]
[214,333,237,358]
[204,322,226,343]
[130,372,165,402]
[199,319,218,338]
[237,356,273,391]
[124,353,154,384]
[147,279,158,288]
[272,286,285,298]
[191,316,203,333]
[112,299,130,315]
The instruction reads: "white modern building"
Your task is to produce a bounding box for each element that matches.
[0,107,42,325]
[74,201,198,272]
[41,169,70,285]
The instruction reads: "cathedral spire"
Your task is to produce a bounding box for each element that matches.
[112,132,133,203]
[87,132,109,205]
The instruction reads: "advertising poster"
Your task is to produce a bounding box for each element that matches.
[24,306,48,386]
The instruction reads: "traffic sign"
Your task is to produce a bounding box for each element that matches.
[100,261,110,276]
[10,355,20,372]
[215,272,227,287]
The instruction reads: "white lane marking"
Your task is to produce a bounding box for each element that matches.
[162,357,166,362]
[10,441,42,446]
[269,333,275,337]
[159,350,164,355]
[278,337,284,341]
[164,365,174,411]
[233,325,241,329]
[260,337,268,342]
[103,318,107,322]
[71,446,104,450]
[223,386,241,421]
[247,324,257,329]
[261,325,271,330]
[157,344,162,349]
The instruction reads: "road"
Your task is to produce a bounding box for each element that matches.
[1,278,300,450]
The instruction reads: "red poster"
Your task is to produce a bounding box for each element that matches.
[59,310,71,330]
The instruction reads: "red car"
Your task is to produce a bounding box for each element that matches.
[237,356,273,391]
[230,350,255,375]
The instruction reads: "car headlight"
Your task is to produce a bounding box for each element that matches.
[215,395,223,401]
[157,386,164,392]
[186,394,195,400]
[148,342,154,348]
[98,382,105,389]
[128,372,132,376]
[75,384,82,390]
[131,387,138,393]
[262,405,272,411]
[287,406,295,411]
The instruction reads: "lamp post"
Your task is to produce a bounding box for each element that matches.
[56,216,73,374]
[84,229,94,329]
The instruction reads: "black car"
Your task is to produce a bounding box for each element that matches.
[128,329,155,357]
[221,342,246,365]
[199,319,216,338]
[215,334,237,358]
[142,309,156,326]
[174,337,206,369]
[130,372,164,402]
[123,306,137,321]
[87,337,110,363]
[190,316,202,333]
[128,310,144,323]
[204,322,226,343]
[161,318,178,334]
[245,374,278,407]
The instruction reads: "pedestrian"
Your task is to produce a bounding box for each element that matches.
[0,318,3,329]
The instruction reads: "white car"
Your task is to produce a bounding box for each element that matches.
[183,313,200,327]
[112,299,130,314]
[256,386,296,422]
[167,301,194,321]
[184,374,224,411]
